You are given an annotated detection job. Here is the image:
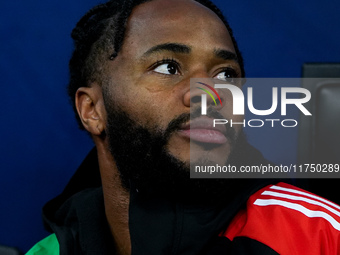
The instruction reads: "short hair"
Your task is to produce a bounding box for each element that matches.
[68,0,245,129]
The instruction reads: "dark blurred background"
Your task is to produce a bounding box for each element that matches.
[1,0,340,252]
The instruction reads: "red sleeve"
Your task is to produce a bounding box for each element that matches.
[221,182,340,255]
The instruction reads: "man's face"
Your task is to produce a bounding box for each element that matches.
[100,0,244,194]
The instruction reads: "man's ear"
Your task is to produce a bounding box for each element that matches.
[75,85,106,136]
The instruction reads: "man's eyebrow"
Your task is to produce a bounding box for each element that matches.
[143,43,191,57]
[214,49,239,62]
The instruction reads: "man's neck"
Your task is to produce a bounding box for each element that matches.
[96,141,131,255]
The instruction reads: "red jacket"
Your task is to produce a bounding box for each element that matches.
[221,182,340,254]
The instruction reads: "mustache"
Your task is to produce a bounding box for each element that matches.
[164,107,237,143]
[190,106,225,120]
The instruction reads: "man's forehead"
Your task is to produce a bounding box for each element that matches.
[122,0,235,57]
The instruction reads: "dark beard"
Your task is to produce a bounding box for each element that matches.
[105,102,250,203]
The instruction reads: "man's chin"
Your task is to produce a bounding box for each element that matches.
[190,142,231,167]
[166,134,232,169]
[141,131,248,203]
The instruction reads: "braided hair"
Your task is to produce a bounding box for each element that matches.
[68,0,245,129]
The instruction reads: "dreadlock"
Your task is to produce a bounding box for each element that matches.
[68,0,245,129]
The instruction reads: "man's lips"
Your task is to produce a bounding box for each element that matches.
[179,117,228,144]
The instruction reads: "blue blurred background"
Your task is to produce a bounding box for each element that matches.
[1,0,339,252]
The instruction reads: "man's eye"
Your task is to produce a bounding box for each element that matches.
[153,63,179,75]
[215,68,239,83]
